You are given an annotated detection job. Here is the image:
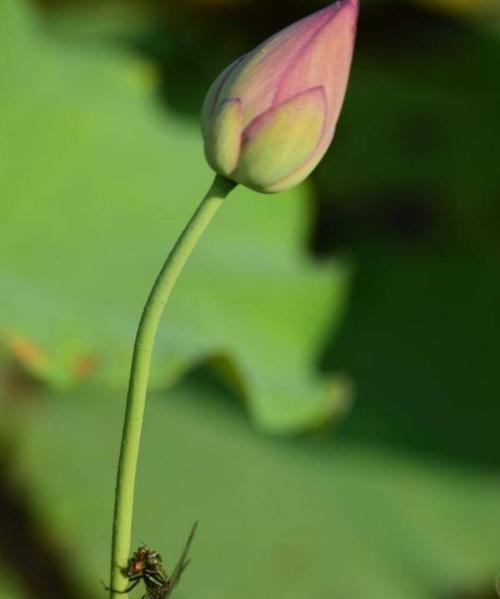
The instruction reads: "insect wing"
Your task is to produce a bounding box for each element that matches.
[167,522,198,592]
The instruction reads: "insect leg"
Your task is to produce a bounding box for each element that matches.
[102,578,141,594]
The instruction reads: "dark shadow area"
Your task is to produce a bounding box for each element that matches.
[0,450,90,599]
[321,244,500,468]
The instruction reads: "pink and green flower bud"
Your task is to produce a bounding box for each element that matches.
[201,0,359,194]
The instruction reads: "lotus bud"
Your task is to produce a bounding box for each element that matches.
[201,0,359,194]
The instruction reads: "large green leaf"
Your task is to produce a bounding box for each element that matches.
[0,0,350,431]
[12,383,500,599]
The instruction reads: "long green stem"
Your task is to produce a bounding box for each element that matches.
[109,174,237,598]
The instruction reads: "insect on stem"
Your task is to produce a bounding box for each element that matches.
[105,522,198,599]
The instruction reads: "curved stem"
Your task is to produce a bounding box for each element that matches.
[109,175,237,598]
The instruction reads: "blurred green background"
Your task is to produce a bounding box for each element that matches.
[1,0,500,597]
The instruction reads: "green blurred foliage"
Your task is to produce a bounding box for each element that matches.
[1,0,500,598]
[0,582,23,599]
